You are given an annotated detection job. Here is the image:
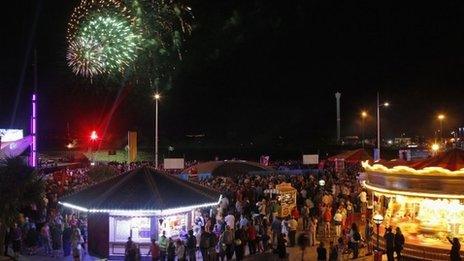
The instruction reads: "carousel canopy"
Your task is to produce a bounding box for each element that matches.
[366,148,464,172]
[327,149,372,163]
[408,148,464,171]
[59,167,221,213]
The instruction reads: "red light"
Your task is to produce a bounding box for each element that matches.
[90,130,98,141]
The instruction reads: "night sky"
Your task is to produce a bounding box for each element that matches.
[1,1,464,153]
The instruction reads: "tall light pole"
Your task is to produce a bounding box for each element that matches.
[438,114,445,144]
[335,92,341,143]
[376,92,389,160]
[361,111,367,148]
[154,93,161,169]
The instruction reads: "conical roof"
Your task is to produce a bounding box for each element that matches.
[60,166,221,212]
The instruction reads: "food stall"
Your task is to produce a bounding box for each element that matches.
[275,182,297,217]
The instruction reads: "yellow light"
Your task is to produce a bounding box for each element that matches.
[362,160,464,176]
[438,114,445,120]
[361,111,367,118]
[154,93,161,100]
[363,181,464,199]
[431,143,440,152]
[383,102,389,107]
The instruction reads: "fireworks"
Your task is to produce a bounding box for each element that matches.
[67,0,193,82]
[67,0,141,77]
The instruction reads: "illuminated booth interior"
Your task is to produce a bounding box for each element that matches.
[362,149,464,248]
[59,167,221,258]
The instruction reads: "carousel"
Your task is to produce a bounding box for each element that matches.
[362,148,464,249]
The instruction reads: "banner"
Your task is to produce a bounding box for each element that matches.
[302,154,319,165]
[128,131,137,163]
[164,158,185,169]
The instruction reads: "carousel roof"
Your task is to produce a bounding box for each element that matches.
[59,166,221,213]
[327,149,373,163]
[363,148,464,175]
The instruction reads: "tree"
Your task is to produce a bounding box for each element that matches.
[0,157,45,256]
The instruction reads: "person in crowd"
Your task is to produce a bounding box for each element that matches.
[41,222,52,255]
[71,226,83,261]
[186,229,197,261]
[125,237,134,260]
[276,232,287,259]
[159,231,168,261]
[291,206,300,223]
[175,239,186,261]
[148,239,160,261]
[394,227,405,260]
[63,224,72,257]
[336,237,345,261]
[271,217,282,248]
[287,215,298,247]
[220,225,234,260]
[333,208,343,237]
[447,237,461,261]
[328,241,338,261]
[317,242,327,261]
[10,223,22,260]
[234,226,247,261]
[247,220,257,255]
[349,223,360,259]
[167,238,176,261]
[364,219,374,256]
[384,227,395,261]
[309,216,318,246]
[301,205,310,230]
[199,227,211,261]
[323,207,332,238]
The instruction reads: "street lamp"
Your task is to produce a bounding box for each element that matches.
[431,143,440,154]
[153,93,161,169]
[438,114,445,144]
[373,213,384,250]
[376,92,389,160]
[361,111,367,148]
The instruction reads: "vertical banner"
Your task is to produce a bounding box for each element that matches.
[128,131,137,163]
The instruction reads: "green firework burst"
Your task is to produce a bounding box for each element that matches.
[67,2,141,78]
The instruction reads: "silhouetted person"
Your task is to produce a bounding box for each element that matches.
[448,237,461,261]
[384,227,395,261]
[394,227,405,260]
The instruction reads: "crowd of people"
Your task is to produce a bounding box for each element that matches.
[10,158,453,260]
[131,161,376,261]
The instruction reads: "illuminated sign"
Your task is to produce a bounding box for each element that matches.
[0,129,23,142]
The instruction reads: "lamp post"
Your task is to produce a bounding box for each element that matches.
[438,114,445,144]
[376,92,389,160]
[154,93,161,169]
[361,111,367,148]
[373,213,384,251]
